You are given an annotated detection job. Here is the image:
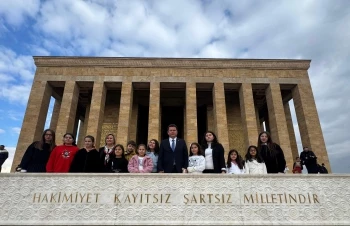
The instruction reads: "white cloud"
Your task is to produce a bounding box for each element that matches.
[11,127,21,135]
[0,0,40,26]
[0,83,31,105]
[0,129,5,134]
[0,46,34,105]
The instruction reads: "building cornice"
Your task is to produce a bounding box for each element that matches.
[33,57,311,70]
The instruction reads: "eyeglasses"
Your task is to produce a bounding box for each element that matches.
[45,134,53,136]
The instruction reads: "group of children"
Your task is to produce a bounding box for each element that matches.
[188,143,268,174]
[18,129,288,175]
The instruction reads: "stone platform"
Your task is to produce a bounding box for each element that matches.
[0,173,349,225]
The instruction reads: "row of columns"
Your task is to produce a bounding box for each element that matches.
[11,80,330,172]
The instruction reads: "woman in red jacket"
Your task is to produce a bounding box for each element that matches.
[46,133,79,173]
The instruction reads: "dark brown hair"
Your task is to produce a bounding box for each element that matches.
[227,149,244,169]
[189,143,203,156]
[147,139,160,155]
[35,129,56,151]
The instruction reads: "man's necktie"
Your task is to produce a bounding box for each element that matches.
[171,139,175,151]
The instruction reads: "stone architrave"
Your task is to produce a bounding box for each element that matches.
[265,83,293,169]
[292,82,330,172]
[239,83,259,147]
[86,82,107,146]
[116,82,133,146]
[148,82,160,142]
[185,82,197,144]
[213,82,230,154]
[55,81,80,144]
[11,81,52,172]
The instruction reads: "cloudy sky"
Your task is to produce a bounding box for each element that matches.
[0,0,349,173]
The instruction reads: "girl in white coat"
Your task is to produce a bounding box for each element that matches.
[245,145,267,174]
[226,149,245,174]
[187,143,205,174]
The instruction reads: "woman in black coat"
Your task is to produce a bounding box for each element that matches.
[70,135,101,173]
[257,131,286,174]
[201,131,226,173]
[19,129,56,172]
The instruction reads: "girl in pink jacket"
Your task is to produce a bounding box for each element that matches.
[128,144,153,173]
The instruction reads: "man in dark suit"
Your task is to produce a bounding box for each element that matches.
[158,124,188,173]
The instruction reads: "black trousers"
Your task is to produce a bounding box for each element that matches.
[306,164,319,174]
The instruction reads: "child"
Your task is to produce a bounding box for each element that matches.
[46,133,79,173]
[146,139,159,173]
[226,149,245,174]
[128,144,153,173]
[125,140,137,161]
[187,143,205,174]
[111,144,128,173]
[69,135,101,173]
[244,145,267,174]
[292,157,303,174]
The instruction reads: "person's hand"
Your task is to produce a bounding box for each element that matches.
[221,171,226,174]
[159,171,164,173]
[182,168,187,173]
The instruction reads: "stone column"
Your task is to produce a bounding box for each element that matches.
[129,103,138,142]
[292,82,330,172]
[86,82,107,146]
[185,82,197,144]
[213,82,230,154]
[265,83,293,170]
[148,82,160,142]
[55,81,79,144]
[11,80,52,172]
[117,82,133,146]
[49,99,61,132]
[284,102,299,160]
[239,83,259,147]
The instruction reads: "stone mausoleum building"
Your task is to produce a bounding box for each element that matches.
[11,57,330,172]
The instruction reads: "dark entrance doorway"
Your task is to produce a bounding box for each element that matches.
[161,106,184,140]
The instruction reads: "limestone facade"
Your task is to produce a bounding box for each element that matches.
[11,57,330,172]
